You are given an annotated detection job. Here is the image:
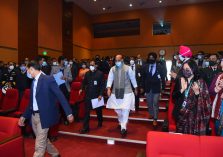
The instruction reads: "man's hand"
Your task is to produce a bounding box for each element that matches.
[170,72,177,79]
[67,115,74,123]
[18,117,25,127]
[107,88,111,97]
[98,95,102,100]
[180,77,188,93]
[192,82,200,95]
[79,89,82,95]
[140,88,144,94]
[134,88,138,96]
[61,76,67,80]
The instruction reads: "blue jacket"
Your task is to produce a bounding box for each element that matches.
[23,74,72,129]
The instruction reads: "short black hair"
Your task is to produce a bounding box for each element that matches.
[58,56,66,63]
[35,56,44,62]
[148,52,157,60]
[27,60,41,70]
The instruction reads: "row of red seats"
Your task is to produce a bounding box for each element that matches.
[0,89,29,117]
[147,131,223,157]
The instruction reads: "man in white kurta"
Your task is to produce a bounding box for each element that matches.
[106,54,138,137]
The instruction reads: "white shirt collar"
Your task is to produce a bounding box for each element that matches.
[34,72,41,81]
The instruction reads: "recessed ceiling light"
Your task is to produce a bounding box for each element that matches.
[159,0,162,3]
[129,3,133,7]
[103,7,106,10]
[93,0,97,2]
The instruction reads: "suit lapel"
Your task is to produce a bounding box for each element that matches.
[36,74,44,96]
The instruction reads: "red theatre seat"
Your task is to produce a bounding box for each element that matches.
[147,131,223,157]
[0,89,19,115]
[200,136,223,157]
[9,89,30,117]
[147,131,200,157]
[74,76,83,83]
[0,116,24,157]
[69,82,85,119]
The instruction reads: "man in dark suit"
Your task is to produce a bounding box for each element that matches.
[18,61,74,157]
[141,52,165,128]
[79,60,105,134]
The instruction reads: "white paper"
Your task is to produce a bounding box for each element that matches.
[91,97,105,109]
[53,71,65,86]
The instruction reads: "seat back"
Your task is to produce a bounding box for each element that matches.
[0,116,21,136]
[18,89,30,113]
[200,136,223,157]
[1,89,19,110]
[69,82,85,105]
[147,131,200,157]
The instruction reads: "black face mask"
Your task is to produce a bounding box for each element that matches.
[147,59,155,64]
[209,61,217,66]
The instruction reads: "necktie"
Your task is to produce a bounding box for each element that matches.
[149,65,153,75]
[131,65,134,70]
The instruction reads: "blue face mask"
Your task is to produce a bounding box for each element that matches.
[20,66,26,72]
[27,72,32,79]
[115,61,122,67]
[42,61,47,66]
[64,61,68,66]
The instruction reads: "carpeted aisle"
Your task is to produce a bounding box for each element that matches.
[24,135,146,157]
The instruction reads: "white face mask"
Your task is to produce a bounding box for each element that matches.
[82,65,86,69]
[27,72,32,79]
[204,61,209,67]
[69,61,73,65]
[176,62,182,68]
[9,65,14,70]
[90,66,95,71]
[178,55,185,62]
[64,61,68,66]
[130,60,135,65]
[52,62,57,66]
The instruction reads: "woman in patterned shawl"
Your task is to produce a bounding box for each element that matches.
[209,72,223,136]
[172,59,211,135]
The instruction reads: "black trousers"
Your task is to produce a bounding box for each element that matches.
[83,99,103,130]
[135,94,139,111]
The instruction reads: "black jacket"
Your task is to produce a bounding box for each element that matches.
[81,70,105,99]
[141,63,165,93]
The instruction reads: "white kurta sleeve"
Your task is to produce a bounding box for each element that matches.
[107,68,114,88]
[128,67,138,88]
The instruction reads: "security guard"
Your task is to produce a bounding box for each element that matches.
[2,62,17,93]
[79,60,105,134]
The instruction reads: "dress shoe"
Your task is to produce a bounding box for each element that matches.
[97,122,103,128]
[49,136,58,142]
[121,129,127,138]
[79,128,89,134]
[153,120,158,129]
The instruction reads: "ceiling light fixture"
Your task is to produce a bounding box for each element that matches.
[129,3,133,7]
[103,7,106,11]
[159,0,162,3]
[93,0,97,2]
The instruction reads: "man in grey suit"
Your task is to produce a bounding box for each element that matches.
[51,56,73,125]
